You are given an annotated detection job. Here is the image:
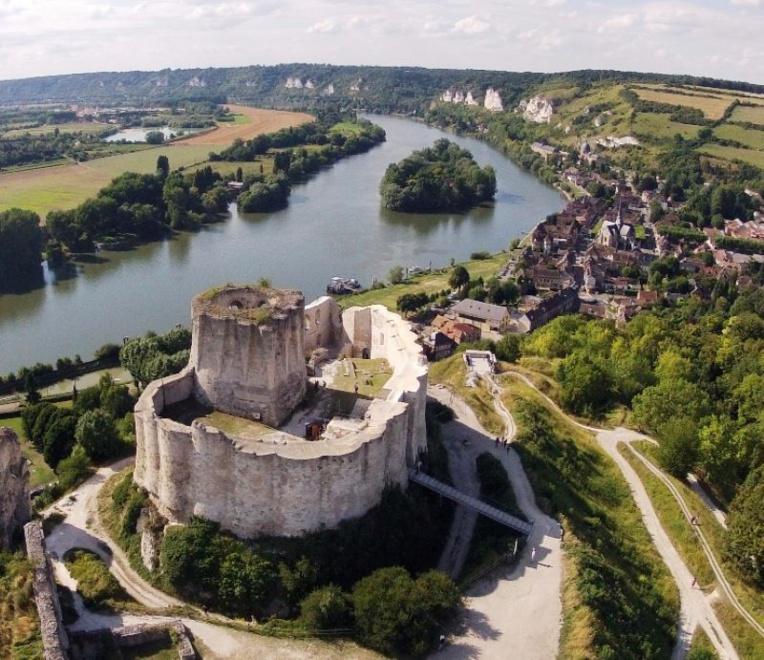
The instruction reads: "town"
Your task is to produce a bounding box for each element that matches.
[417,150,763,361]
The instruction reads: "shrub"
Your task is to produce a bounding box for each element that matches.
[299,585,353,630]
[75,410,121,462]
[65,549,127,607]
[56,445,90,490]
[352,566,460,657]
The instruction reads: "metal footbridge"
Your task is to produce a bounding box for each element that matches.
[409,471,534,536]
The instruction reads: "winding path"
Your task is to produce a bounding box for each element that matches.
[43,459,376,658]
[505,370,744,660]
[429,384,563,660]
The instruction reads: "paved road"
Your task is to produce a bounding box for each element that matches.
[506,370,742,660]
[429,385,563,660]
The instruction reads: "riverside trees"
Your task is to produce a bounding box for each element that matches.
[380,139,496,212]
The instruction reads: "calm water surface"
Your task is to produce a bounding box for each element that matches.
[0,114,563,372]
[104,126,204,142]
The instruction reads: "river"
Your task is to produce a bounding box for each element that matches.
[0,114,563,373]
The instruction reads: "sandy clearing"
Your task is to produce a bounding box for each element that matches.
[178,104,313,146]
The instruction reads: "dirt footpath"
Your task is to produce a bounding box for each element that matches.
[429,386,563,660]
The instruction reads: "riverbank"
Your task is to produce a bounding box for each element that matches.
[0,114,564,373]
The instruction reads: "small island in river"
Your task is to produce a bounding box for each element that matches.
[380,138,496,213]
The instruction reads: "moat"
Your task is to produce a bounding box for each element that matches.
[0,114,564,372]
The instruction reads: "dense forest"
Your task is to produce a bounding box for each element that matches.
[3,64,764,114]
[380,138,496,212]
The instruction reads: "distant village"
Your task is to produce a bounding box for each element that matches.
[416,146,764,362]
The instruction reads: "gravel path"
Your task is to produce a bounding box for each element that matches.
[429,384,563,660]
[506,370,743,660]
[43,458,378,658]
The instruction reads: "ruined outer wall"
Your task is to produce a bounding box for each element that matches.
[304,296,343,355]
[342,305,429,463]
[134,304,428,539]
[24,521,68,660]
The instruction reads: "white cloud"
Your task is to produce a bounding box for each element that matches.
[0,0,763,84]
[307,18,337,33]
[452,15,490,35]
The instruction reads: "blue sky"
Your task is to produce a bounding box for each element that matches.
[1,0,762,83]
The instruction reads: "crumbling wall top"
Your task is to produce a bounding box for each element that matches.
[193,285,304,324]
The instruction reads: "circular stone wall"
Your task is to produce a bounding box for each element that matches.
[190,286,306,427]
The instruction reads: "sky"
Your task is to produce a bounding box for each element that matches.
[1,0,763,84]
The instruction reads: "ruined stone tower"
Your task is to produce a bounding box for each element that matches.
[0,427,30,549]
[190,285,306,427]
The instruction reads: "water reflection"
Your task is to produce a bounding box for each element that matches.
[0,114,564,372]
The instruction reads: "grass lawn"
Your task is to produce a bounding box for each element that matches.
[2,416,55,487]
[190,158,274,177]
[331,358,392,398]
[499,376,678,659]
[730,105,764,126]
[632,87,733,120]
[698,144,764,169]
[329,121,365,137]
[429,356,504,435]
[0,143,215,217]
[339,253,507,311]
[714,124,764,151]
[632,112,702,140]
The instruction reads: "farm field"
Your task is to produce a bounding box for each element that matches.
[714,124,764,151]
[178,104,312,145]
[632,112,702,140]
[698,143,764,168]
[0,106,312,217]
[730,105,764,126]
[632,87,732,119]
[1,121,109,138]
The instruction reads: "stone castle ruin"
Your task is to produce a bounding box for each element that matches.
[134,285,428,541]
[0,427,30,549]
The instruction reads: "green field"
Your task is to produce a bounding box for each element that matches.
[0,143,215,217]
[1,121,110,138]
[699,143,764,169]
[189,158,274,177]
[329,121,365,137]
[731,105,764,126]
[632,112,702,140]
[633,87,732,119]
[714,124,764,151]
[339,253,507,311]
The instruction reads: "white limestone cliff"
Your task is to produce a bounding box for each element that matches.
[518,95,553,123]
[322,83,335,96]
[484,87,504,112]
[465,91,478,106]
[285,76,303,89]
